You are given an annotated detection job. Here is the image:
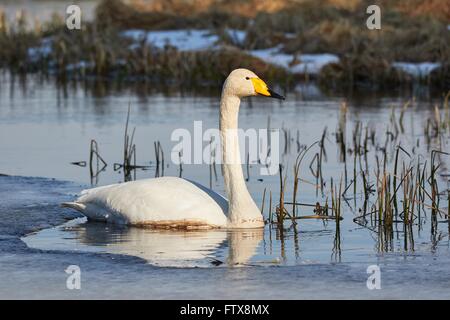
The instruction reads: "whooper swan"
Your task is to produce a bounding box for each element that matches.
[62,68,285,229]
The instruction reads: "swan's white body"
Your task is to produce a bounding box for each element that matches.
[67,177,228,228]
[63,69,284,229]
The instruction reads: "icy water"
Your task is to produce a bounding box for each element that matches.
[1,72,450,298]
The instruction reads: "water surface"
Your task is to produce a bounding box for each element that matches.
[1,72,450,298]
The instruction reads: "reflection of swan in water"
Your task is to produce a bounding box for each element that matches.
[76,222,226,266]
[226,230,264,266]
[24,219,263,267]
[76,222,264,267]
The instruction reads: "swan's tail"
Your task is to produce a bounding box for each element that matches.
[61,202,86,213]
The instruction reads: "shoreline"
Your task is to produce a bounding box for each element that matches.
[1,0,448,92]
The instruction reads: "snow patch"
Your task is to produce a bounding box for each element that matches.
[65,61,94,72]
[27,37,52,62]
[225,29,246,45]
[392,62,441,78]
[250,46,339,74]
[121,29,219,51]
[284,33,297,39]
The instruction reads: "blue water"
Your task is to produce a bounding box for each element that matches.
[0,175,448,299]
[1,72,450,298]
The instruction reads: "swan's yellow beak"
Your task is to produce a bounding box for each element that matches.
[251,78,285,100]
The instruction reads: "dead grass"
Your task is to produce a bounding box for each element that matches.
[396,0,450,22]
[126,0,292,17]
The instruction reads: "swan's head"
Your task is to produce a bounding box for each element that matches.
[224,68,285,100]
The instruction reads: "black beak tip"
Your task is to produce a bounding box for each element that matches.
[268,89,285,100]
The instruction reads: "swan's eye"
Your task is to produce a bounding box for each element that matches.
[245,77,250,80]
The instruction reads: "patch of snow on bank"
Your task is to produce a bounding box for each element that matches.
[392,62,441,78]
[27,38,52,62]
[121,29,219,51]
[65,61,94,72]
[250,46,339,74]
[284,33,297,39]
[225,29,246,45]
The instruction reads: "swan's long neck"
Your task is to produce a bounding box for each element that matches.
[220,89,264,228]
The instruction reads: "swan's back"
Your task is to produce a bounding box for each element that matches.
[64,177,228,228]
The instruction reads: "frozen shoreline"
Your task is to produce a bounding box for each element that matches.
[28,29,341,75]
[28,28,443,80]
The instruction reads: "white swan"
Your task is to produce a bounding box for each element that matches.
[62,68,285,229]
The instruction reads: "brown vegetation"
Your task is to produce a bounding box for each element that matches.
[0,0,448,91]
